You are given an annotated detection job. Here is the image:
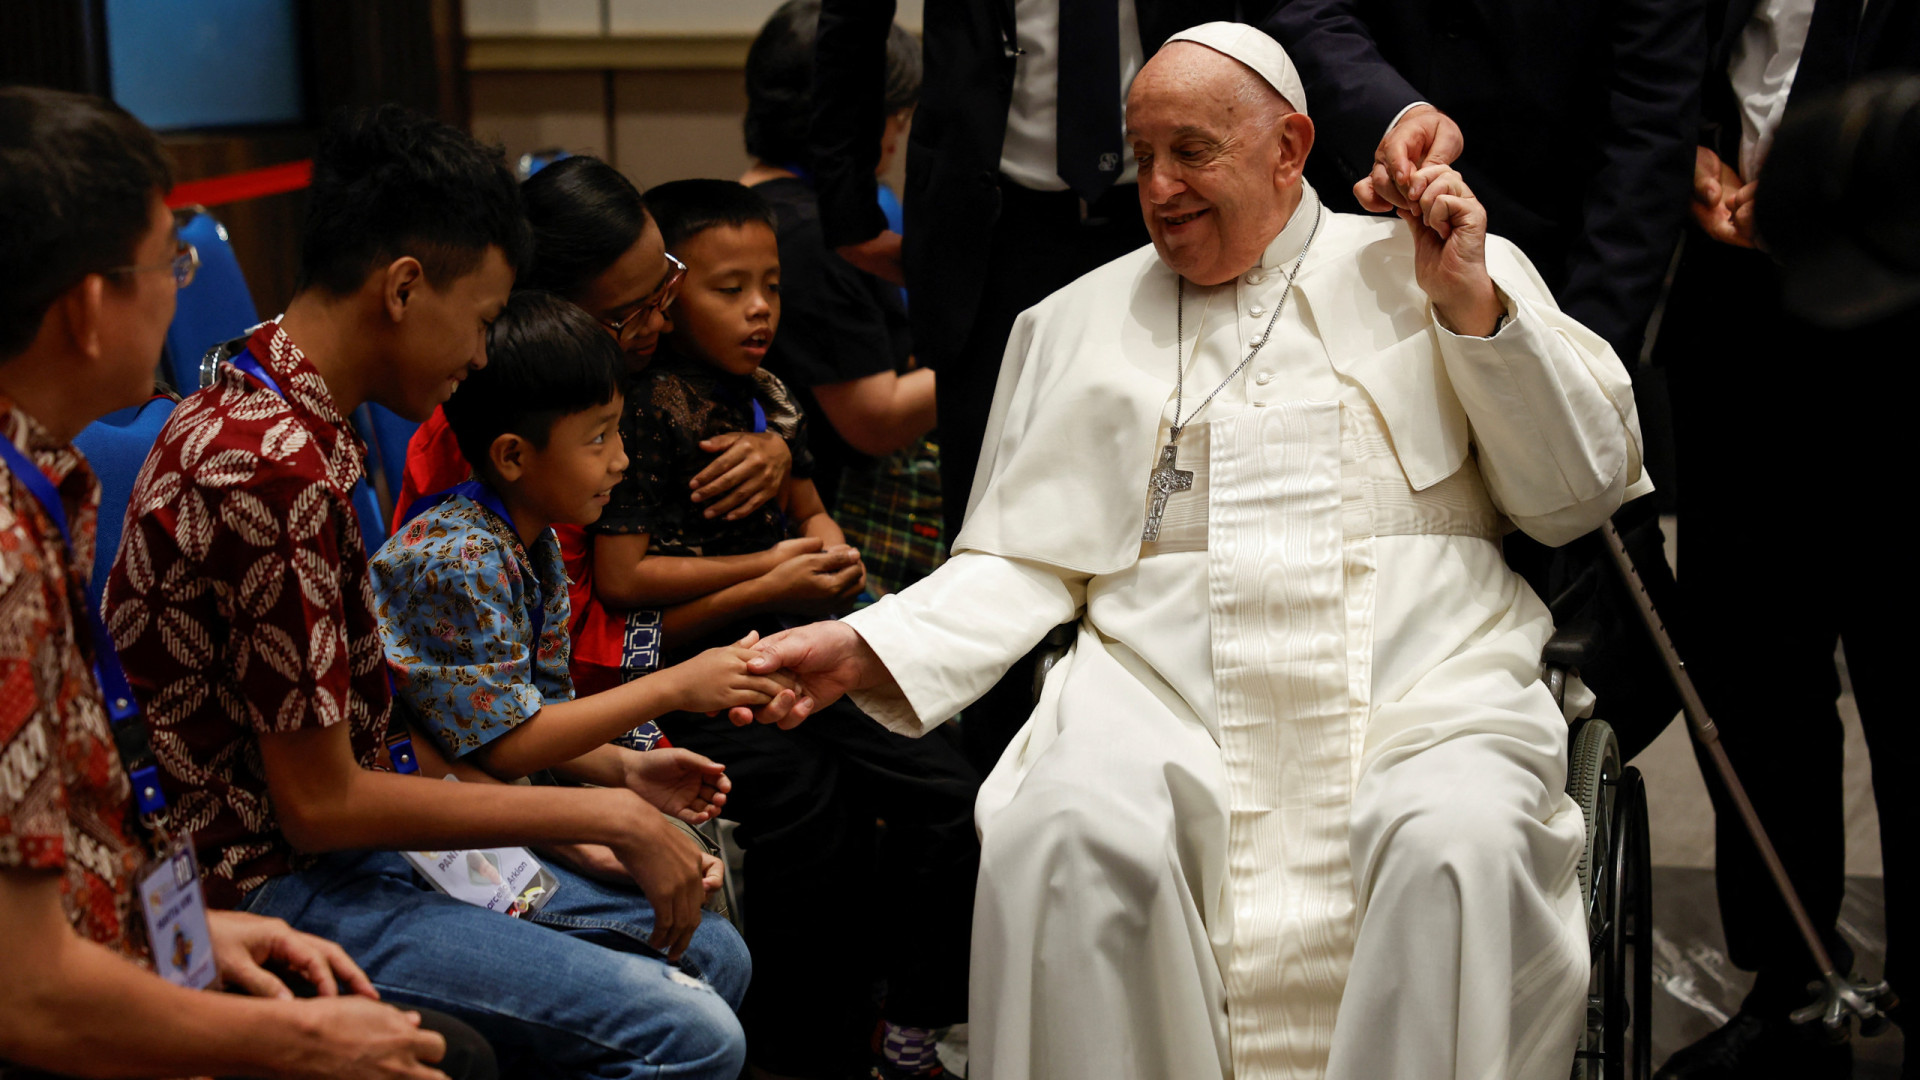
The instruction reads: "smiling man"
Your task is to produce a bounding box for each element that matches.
[738,22,1652,1080]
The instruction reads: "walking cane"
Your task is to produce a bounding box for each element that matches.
[1595,520,1899,1039]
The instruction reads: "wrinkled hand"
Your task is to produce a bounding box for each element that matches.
[1690,146,1756,248]
[729,621,888,729]
[624,746,731,824]
[663,631,799,715]
[834,229,906,285]
[608,801,708,960]
[1396,164,1504,337]
[692,429,793,520]
[278,997,447,1080]
[1355,104,1466,214]
[208,909,378,1001]
[762,546,866,617]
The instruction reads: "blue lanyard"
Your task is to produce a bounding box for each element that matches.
[0,434,167,816]
[228,348,285,399]
[399,480,546,645]
[751,397,767,434]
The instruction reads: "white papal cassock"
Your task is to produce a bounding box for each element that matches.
[841,186,1651,1080]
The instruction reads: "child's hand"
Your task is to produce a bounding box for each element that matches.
[823,544,868,605]
[762,547,865,616]
[623,747,731,823]
[665,633,799,715]
[700,852,725,894]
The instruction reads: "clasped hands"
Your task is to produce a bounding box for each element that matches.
[1353,104,1504,337]
[1690,145,1758,248]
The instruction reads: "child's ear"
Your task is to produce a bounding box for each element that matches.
[489,432,529,483]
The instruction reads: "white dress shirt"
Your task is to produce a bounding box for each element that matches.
[999,0,1145,191]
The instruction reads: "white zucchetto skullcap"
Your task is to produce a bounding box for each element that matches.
[1162,22,1309,117]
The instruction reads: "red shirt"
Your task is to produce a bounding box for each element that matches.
[105,323,390,908]
[0,398,148,961]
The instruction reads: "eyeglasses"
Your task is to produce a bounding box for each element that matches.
[106,242,200,289]
[601,252,686,345]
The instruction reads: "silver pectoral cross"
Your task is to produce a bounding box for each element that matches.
[1142,440,1194,543]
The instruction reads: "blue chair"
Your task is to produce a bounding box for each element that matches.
[166,211,262,394]
[72,397,178,609]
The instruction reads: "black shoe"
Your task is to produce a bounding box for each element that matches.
[1654,1011,1851,1079]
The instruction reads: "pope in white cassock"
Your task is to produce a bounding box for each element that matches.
[734,21,1652,1080]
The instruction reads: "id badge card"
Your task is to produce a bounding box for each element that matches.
[138,838,218,990]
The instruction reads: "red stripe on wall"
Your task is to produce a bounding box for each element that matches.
[165,159,314,210]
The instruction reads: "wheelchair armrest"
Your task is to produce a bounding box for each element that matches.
[1541,625,1598,671]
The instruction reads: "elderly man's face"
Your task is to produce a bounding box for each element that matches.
[1127,44,1313,287]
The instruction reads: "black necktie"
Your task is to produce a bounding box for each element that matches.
[1056,0,1124,202]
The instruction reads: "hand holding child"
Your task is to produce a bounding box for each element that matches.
[663,631,800,715]
[623,747,731,824]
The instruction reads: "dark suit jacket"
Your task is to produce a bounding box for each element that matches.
[809,0,1237,370]
[1265,0,1707,361]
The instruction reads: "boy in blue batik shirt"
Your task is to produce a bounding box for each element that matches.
[369,290,798,918]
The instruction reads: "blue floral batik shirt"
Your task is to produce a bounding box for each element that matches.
[369,493,573,759]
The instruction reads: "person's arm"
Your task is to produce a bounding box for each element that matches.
[740,551,1086,735]
[1262,0,1427,187]
[260,723,710,958]
[1556,0,1708,358]
[1406,170,1646,544]
[0,870,447,1080]
[810,0,894,253]
[470,644,786,780]
[593,531,824,608]
[785,478,847,548]
[810,366,937,456]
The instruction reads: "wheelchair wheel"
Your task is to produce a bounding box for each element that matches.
[1566,719,1654,1080]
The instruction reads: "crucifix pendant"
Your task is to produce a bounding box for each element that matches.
[1142,440,1194,543]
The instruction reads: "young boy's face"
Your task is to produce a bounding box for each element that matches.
[520,393,629,528]
[385,245,515,422]
[665,222,780,378]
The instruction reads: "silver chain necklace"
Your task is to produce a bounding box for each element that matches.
[1142,201,1323,543]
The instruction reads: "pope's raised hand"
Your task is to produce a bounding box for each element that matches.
[728,621,887,730]
[1398,163,1504,337]
[1355,104,1465,213]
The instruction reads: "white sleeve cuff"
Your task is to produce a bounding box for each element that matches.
[1385,100,1432,142]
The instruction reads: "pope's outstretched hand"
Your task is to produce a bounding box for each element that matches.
[727,621,888,730]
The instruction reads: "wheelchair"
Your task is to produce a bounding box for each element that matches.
[1545,626,1654,1080]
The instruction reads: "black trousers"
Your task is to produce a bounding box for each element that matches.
[655,699,981,1078]
[1657,231,1912,1015]
[934,179,1151,774]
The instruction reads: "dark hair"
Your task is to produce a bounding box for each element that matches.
[518,155,651,300]
[0,87,173,360]
[441,291,622,473]
[642,179,778,253]
[298,104,532,296]
[743,0,922,166]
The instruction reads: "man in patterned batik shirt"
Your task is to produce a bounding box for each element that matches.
[104,105,752,1080]
[1,86,476,1080]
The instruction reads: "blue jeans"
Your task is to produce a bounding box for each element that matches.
[239,850,749,1079]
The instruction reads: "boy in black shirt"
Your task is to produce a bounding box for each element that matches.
[592,179,978,1080]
